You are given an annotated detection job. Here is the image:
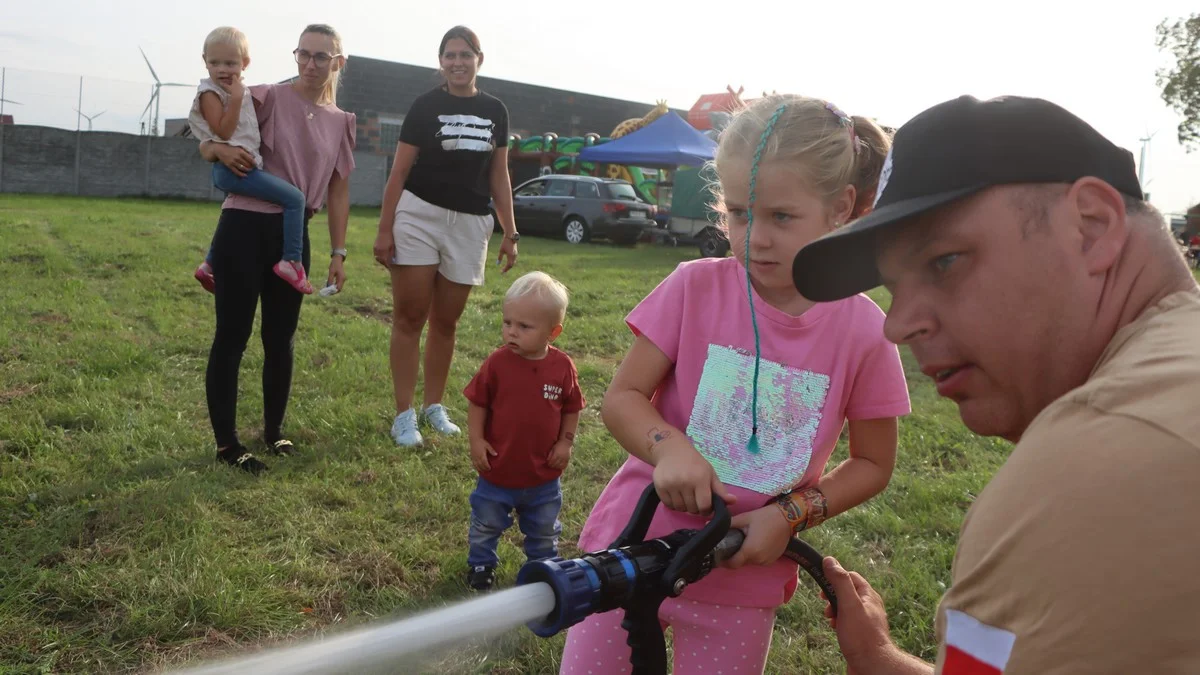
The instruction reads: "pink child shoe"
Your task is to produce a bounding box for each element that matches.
[195,262,215,294]
[273,260,314,294]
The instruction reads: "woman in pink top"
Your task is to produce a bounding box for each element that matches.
[198,24,356,474]
[560,96,910,674]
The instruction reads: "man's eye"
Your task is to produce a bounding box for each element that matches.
[932,253,960,274]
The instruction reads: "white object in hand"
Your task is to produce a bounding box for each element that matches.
[318,284,339,297]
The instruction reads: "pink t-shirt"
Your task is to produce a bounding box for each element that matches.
[576,257,911,609]
[224,83,356,214]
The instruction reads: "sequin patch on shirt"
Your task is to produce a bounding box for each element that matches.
[686,344,831,495]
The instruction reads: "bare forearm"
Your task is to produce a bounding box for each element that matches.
[468,404,487,441]
[198,140,219,162]
[559,412,580,443]
[858,646,934,675]
[816,455,892,520]
[327,181,349,251]
[815,417,897,521]
[214,94,242,140]
[378,167,410,233]
[490,171,516,236]
[601,390,680,465]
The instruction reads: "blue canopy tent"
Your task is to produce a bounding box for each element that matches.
[577,112,717,168]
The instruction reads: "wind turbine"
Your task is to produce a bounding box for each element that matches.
[138,47,190,136]
[0,98,19,123]
[1138,128,1158,195]
[74,108,105,131]
[0,66,16,119]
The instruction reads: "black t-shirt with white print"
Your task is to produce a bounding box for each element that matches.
[400,87,509,216]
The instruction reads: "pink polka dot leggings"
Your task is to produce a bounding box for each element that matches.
[559,597,775,674]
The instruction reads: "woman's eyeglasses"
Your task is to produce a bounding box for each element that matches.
[293,49,340,67]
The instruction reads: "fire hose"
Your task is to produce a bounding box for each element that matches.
[516,483,837,675]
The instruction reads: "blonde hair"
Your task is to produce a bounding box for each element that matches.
[714,94,892,223]
[301,24,344,106]
[505,272,569,325]
[203,26,250,60]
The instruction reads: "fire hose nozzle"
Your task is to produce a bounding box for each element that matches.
[515,556,603,637]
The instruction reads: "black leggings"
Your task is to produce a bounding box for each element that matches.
[205,208,312,449]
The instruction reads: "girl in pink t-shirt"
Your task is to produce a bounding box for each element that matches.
[560,96,911,674]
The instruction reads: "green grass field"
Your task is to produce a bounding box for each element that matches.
[0,195,1011,674]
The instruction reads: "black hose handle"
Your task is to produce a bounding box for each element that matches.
[610,483,837,615]
[609,483,662,549]
[711,529,838,617]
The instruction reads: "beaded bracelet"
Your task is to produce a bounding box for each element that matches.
[773,487,829,533]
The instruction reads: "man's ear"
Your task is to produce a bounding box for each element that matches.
[1068,177,1128,276]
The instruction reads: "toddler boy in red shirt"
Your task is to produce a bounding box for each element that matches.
[462,271,585,591]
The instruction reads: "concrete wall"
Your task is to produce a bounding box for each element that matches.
[0,125,386,207]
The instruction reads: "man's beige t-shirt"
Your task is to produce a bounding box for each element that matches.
[933,289,1200,674]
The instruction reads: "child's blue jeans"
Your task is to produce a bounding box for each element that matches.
[467,476,562,569]
[206,162,306,263]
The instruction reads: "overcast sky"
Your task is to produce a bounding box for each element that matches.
[2,0,1198,214]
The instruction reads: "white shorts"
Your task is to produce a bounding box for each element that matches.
[391,190,493,286]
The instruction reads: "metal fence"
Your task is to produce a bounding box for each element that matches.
[0,65,389,206]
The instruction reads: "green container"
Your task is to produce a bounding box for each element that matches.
[669,165,719,221]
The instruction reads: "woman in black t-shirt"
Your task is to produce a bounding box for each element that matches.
[373,25,519,447]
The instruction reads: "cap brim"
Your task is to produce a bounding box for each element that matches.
[792,185,986,302]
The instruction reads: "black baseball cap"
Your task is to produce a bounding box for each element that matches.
[791,95,1143,302]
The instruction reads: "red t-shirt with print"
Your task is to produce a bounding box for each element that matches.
[463,346,586,489]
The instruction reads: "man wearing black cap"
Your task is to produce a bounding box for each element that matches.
[794,95,1200,673]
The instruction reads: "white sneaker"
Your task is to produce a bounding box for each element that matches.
[391,409,423,447]
[423,403,462,435]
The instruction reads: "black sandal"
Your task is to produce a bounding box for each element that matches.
[217,444,269,475]
[267,439,297,456]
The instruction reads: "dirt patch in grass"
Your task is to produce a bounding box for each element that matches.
[0,383,38,405]
[352,302,391,324]
[30,311,71,325]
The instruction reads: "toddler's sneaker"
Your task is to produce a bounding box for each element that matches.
[195,261,215,294]
[466,565,495,592]
[423,403,462,436]
[273,260,314,294]
[391,408,423,447]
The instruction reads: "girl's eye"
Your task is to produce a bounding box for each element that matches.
[726,209,747,222]
[772,211,792,223]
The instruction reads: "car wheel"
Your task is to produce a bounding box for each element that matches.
[563,217,590,244]
[698,228,729,258]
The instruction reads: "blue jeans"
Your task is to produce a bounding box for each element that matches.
[467,476,562,568]
[206,163,307,263]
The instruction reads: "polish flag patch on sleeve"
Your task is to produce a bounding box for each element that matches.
[944,609,1016,674]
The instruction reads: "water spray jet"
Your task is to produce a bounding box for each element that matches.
[174,484,835,675]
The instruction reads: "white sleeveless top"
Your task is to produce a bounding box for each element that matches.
[187,78,263,167]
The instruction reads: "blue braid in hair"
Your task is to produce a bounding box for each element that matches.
[744,103,788,454]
